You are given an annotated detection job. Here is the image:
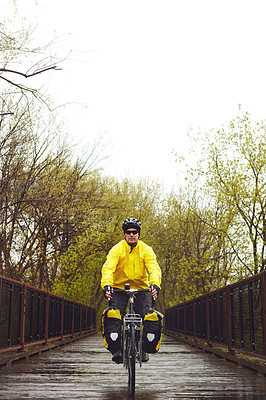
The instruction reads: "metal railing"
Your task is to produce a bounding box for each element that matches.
[165,270,266,358]
[0,275,96,353]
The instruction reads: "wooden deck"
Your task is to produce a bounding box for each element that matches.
[0,333,266,399]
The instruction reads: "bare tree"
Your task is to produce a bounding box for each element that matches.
[0,23,62,113]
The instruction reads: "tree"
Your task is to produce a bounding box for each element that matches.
[198,108,266,275]
[152,186,234,307]
[0,17,60,112]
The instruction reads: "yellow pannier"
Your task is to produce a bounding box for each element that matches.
[101,307,122,354]
[143,310,163,353]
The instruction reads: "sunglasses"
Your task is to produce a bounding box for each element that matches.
[125,230,139,235]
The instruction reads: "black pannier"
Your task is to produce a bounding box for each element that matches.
[142,309,163,353]
[101,307,122,354]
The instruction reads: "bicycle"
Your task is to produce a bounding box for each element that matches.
[111,283,155,396]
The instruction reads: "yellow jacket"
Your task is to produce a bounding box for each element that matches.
[101,240,161,290]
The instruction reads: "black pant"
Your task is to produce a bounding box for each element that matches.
[110,289,151,317]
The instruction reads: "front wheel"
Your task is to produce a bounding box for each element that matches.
[128,325,136,395]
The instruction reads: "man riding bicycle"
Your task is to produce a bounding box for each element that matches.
[101,218,161,364]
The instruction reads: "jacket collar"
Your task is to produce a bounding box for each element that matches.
[124,239,139,253]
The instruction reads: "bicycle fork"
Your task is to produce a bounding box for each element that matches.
[123,315,143,367]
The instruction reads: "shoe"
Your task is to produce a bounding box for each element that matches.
[112,351,123,364]
[142,351,149,362]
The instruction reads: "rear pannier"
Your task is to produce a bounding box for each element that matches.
[142,309,163,353]
[101,307,122,354]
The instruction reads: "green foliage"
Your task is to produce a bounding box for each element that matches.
[53,232,106,308]
[195,107,266,275]
[150,189,234,308]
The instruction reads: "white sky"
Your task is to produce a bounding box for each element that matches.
[3,0,266,191]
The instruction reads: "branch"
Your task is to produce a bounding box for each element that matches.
[0,74,37,93]
[0,65,61,78]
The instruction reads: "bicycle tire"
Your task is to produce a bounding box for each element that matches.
[128,324,136,395]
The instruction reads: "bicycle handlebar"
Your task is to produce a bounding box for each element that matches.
[105,284,157,307]
[113,288,150,294]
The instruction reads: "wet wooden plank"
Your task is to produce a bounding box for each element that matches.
[0,334,266,399]
[0,332,95,368]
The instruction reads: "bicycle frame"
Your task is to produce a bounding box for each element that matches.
[122,301,143,368]
[123,286,150,395]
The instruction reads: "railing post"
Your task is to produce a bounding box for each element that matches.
[86,306,88,331]
[184,304,187,338]
[72,302,75,337]
[94,308,96,330]
[226,285,234,354]
[79,306,82,334]
[45,292,49,344]
[61,298,64,339]
[193,299,197,342]
[249,279,255,352]
[8,283,14,348]
[261,271,266,356]
[206,294,210,345]
[20,284,27,351]
[88,308,92,331]
[177,305,179,336]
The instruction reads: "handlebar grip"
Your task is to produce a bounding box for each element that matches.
[150,285,155,308]
[107,285,111,302]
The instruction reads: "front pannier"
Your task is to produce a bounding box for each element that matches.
[142,310,163,353]
[101,307,122,354]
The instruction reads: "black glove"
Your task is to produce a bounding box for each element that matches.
[103,285,112,297]
[149,284,160,296]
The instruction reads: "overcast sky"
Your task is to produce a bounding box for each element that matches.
[3,0,266,191]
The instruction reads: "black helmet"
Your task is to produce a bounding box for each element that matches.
[122,218,141,233]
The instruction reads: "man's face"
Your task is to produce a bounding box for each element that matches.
[124,228,139,245]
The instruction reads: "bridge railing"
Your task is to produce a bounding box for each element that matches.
[0,275,96,353]
[165,270,266,359]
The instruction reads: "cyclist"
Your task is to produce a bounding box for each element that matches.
[101,218,161,364]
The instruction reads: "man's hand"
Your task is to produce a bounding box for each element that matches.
[103,285,113,300]
[149,284,160,299]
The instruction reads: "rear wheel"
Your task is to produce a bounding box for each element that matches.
[128,324,136,395]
